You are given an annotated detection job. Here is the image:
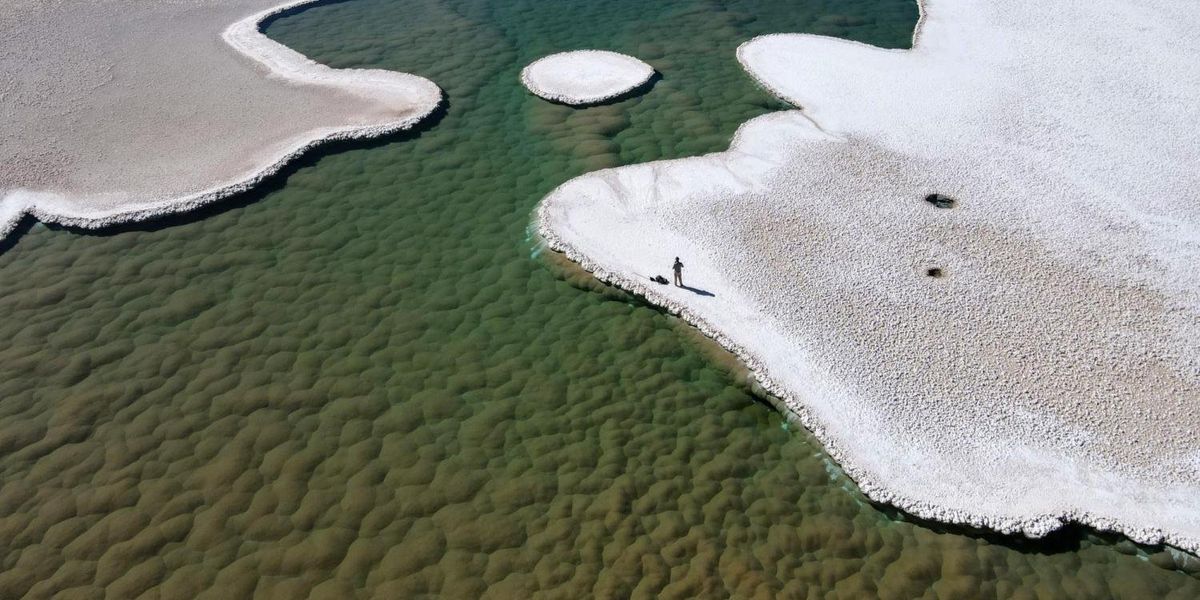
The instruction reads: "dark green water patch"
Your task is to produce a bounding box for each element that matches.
[0,0,1196,597]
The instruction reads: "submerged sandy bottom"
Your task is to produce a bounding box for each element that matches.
[0,0,1197,597]
[0,0,439,240]
[539,0,1200,551]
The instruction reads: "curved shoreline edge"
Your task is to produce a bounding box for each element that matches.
[536,0,1200,555]
[534,115,1080,544]
[0,0,442,245]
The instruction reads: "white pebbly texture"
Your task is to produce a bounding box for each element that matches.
[520,50,654,105]
[538,0,1200,552]
[0,0,442,242]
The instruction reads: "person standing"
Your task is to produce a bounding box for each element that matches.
[672,257,684,287]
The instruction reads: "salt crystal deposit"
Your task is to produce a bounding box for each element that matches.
[520,50,654,105]
[538,0,1200,551]
[0,0,441,242]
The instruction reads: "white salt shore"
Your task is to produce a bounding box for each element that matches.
[538,0,1200,552]
[0,0,441,242]
[520,51,654,105]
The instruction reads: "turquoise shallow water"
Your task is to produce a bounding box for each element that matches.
[0,0,1197,597]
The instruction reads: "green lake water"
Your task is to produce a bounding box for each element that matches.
[0,0,1197,597]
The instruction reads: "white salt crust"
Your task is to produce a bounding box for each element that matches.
[538,0,1200,552]
[520,50,654,105]
[0,0,442,242]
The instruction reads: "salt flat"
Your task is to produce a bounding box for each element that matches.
[0,0,441,241]
[538,0,1200,550]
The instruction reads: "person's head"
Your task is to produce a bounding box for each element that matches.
[674,256,679,261]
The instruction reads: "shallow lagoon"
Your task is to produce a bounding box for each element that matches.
[0,0,1197,597]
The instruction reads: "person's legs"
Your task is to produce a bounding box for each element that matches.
[674,272,681,286]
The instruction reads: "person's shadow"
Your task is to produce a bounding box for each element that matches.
[644,275,716,297]
[679,284,715,297]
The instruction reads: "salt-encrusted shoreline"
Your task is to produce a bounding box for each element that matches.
[538,0,1200,553]
[0,0,442,243]
[520,50,654,105]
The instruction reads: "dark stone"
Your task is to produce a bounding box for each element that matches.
[924,193,956,208]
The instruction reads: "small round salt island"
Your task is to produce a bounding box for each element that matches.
[521,50,655,106]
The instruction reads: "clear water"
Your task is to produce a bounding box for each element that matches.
[0,0,1197,597]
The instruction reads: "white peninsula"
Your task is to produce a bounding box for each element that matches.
[538,0,1200,551]
[0,0,442,241]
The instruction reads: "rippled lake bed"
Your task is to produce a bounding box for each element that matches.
[0,0,1197,597]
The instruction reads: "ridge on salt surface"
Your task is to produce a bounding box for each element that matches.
[0,0,442,243]
[537,0,1200,551]
[520,50,654,105]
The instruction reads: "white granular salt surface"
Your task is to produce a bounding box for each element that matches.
[0,0,441,241]
[520,50,654,105]
[538,0,1200,552]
